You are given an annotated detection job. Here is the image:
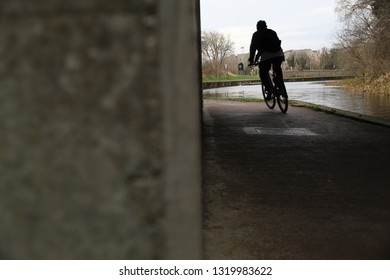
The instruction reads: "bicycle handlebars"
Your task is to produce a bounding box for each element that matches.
[248,62,260,67]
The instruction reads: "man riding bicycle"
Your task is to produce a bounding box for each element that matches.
[248,20,285,100]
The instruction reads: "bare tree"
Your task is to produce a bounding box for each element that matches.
[336,0,390,75]
[320,47,341,69]
[286,52,296,69]
[291,50,311,70]
[371,0,390,73]
[201,31,234,77]
[335,0,374,73]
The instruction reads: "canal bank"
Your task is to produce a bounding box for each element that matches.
[203,70,355,89]
[202,76,353,89]
[290,101,390,127]
[203,81,390,124]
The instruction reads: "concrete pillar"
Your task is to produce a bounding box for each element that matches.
[0,0,201,259]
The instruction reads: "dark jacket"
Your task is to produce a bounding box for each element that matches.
[249,29,282,63]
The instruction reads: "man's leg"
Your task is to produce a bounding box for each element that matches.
[259,60,272,92]
[272,57,284,83]
[272,57,286,94]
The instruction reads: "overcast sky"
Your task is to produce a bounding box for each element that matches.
[200,0,340,54]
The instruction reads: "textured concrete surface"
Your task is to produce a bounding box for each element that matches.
[202,100,390,259]
[0,0,201,259]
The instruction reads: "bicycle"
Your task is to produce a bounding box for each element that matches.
[250,62,288,113]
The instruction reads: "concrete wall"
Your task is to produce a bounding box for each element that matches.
[0,0,201,259]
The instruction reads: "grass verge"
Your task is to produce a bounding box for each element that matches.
[203,96,263,102]
[328,74,390,95]
[202,75,258,82]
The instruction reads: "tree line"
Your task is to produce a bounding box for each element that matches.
[201,31,235,77]
[202,0,389,78]
[335,0,390,77]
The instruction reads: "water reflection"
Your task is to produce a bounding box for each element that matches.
[203,81,390,122]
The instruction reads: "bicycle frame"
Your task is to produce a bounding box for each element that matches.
[253,62,288,113]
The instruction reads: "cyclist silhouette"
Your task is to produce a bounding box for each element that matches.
[248,20,285,100]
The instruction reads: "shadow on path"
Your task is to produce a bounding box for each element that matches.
[202,100,390,259]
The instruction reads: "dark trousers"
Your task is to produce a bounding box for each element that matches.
[259,56,284,92]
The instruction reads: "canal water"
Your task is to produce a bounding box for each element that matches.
[203,81,390,122]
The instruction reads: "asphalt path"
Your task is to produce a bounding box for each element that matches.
[202,100,390,259]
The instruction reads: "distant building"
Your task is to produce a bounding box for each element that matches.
[225,53,251,75]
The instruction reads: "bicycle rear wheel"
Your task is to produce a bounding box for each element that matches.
[262,85,275,109]
[276,88,288,113]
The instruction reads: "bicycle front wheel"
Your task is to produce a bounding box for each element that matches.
[262,85,275,109]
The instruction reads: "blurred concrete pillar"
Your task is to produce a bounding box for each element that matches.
[0,0,201,259]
